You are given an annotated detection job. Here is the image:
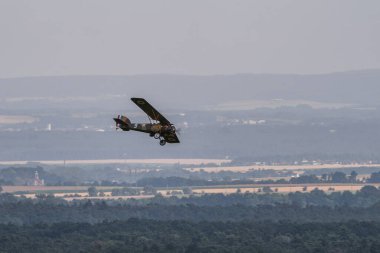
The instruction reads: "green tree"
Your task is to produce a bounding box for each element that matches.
[368,172,380,183]
[262,186,273,193]
[349,171,358,183]
[290,175,320,184]
[331,172,347,183]
[359,185,378,196]
[88,186,98,197]
[182,187,193,195]
[143,186,157,195]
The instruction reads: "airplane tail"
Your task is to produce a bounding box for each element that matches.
[119,115,131,125]
[114,115,131,130]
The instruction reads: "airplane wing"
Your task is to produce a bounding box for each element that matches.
[131,98,171,125]
[163,132,180,143]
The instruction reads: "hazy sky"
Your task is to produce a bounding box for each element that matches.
[0,0,379,77]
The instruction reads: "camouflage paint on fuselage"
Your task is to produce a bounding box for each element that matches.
[114,119,171,135]
[113,98,180,144]
[129,123,160,133]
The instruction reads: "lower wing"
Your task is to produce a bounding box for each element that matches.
[163,133,180,143]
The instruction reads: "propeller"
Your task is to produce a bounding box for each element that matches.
[169,124,182,136]
[176,127,182,136]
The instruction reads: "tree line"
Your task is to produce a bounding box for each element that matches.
[0,186,379,225]
[1,220,380,252]
[1,187,380,252]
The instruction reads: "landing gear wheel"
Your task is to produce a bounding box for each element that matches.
[159,139,166,146]
[154,133,161,139]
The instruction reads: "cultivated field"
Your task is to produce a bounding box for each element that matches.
[191,184,373,194]
[0,115,37,124]
[7,183,380,201]
[0,158,230,166]
[186,163,380,173]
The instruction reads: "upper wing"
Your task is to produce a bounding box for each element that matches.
[163,132,180,143]
[131,98,171,125]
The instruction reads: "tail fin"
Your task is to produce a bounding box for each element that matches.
[114,115,131,131]
[119,115,131,125]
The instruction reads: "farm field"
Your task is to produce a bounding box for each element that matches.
[0,115,37,124]
[191,184,368,194]
[0,158,230,166]
[7,183,380,201]
[186,163,380,173]
[62,195,154,201]
[2,185,115,193]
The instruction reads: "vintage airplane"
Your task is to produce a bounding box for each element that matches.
[113,98,180,146]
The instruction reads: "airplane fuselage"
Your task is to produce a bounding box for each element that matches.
[126,123,163,134]
[116,120,174,135]
[114,98,180,146]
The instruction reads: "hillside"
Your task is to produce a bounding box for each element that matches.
[0,70,380,112]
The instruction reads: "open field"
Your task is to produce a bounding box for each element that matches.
[2,186,120,194]
[191,184,369,194]
[62,195,154,201]
[56,184,380,200]
[0,115,37,124]
[0,158,230,166]
[7,183,380,201]
[186,163,380,173]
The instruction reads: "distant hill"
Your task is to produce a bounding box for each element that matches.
[0,70,380,111]
[0,71,379,161]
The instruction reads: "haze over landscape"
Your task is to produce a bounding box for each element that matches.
[1,1,380,252]
[0,71,380,161]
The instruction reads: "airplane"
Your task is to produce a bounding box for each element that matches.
[113,97,180,146]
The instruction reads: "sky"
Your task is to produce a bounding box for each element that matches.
[0,0,379,78]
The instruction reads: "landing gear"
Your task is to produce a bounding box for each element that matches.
[151,132,166,145]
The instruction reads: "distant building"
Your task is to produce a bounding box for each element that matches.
[34,171,44,186]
